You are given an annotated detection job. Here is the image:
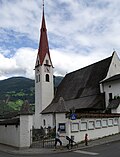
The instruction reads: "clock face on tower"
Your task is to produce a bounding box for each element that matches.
[44,66,50,73]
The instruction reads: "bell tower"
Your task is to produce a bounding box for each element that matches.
[34,1,54,128]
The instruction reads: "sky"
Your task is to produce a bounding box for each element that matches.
[0,0,120,80]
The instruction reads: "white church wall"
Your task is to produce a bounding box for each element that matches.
[99,52,120,109]
[56,116,120,145]
[102,79,120,108]
[35,71,42,128]
[105,52,120,79]
[42,114,54,128]
[34,113,42,129]
[40,53,54,111]
[56,113,68,145]
[56,113,67,133]
[34,53,54,128]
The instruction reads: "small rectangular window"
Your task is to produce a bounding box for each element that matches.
[102,119,108,127]
[37,60,39,65]
[88,121,94,130]
[108,119,113,127]
[109,93,112,100]
[46,74,49,82]
[36,75,39,83]
[36,75,38,83]
[59,123,66,132]
[46,60,49,65]
[71,123,79,132]
[80,122,87,131]
[95,120,101,129]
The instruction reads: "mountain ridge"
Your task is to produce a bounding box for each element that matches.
[0,76,63,114]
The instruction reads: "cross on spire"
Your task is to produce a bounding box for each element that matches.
[43,0,44,8]
[42,0,44,17]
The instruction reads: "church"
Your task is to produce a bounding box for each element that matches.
[34,2,120,143]
[0,1,120,148]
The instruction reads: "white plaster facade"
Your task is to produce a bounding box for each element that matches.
[20,114,33,148]
[0,125,20,147]
[42,114,54,128]
[0,114,33,148]
[55,114,120,145]
[34,53,54,128]
[101,79,120,109]
[99,52,120,109]
[105,52,120,79]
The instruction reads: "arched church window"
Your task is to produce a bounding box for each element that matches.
[46,74,49,82]
[37,60,39,65]
[36,75,38,83]
[43,119,46,126]
[46,59,49,65]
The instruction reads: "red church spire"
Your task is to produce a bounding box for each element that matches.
[38,1,52,66]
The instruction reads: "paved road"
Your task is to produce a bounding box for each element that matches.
[0,140,120,157]
[73,140,120,157]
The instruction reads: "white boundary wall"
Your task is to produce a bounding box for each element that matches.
[20,115,33,148]
[0,114,33,148]
[0,125,20,147]
[56,114,120,145]
[70,117,120,143]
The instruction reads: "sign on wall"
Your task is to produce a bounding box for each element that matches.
[59,123,66,132]
[70,113,77,120]
[80,122,87,131]
[102,119,108,127]
[71,123,79,132]
[114,118,118,126]
[88,121,94,130]
[95,120,101,129]
[108,119,113,127]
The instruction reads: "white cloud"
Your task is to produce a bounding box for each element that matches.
[0,47,37,80]
[0,0,41,40]
[0,0,120,79]
[0,45,111,80]
[51,47,111,76]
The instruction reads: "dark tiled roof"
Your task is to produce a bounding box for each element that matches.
[68,113,120,118]
[108,98,120,109]
[42,94,105,114]
[42,56,112,114]
[0,111,19,119]
[101,74,120,83]
[65,94,105,110]
[42,97,68,113]
[0,118,20,125]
